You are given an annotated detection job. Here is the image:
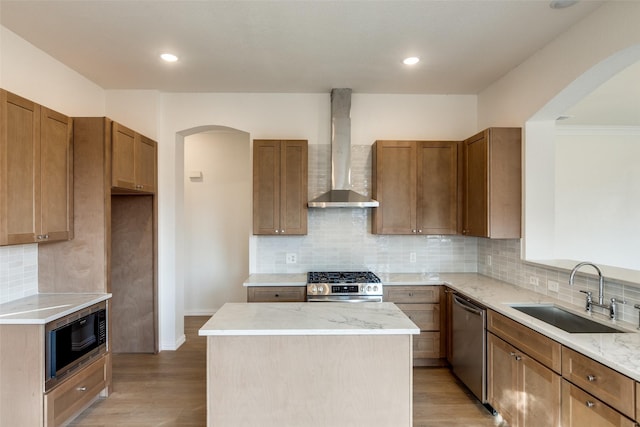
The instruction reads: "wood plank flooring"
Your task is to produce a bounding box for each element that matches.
[70,316,505,427]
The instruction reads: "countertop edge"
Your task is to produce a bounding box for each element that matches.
[0,293,112,324]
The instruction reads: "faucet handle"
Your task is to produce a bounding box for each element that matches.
[579,290,593,312]
[609,298,626,320]
[634,304,640,330]
[579,290,592,297]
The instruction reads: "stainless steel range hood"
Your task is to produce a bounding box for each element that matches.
[308,89,379,208]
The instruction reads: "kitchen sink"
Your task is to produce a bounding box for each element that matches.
[509,304,627,333]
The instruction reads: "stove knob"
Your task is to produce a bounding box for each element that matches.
[311,285,317,294]
[366,285,372,292]
[373,285,379,292]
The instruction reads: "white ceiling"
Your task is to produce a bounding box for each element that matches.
[0,0,606,94]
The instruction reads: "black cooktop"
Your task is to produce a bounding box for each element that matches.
[307,271,381,284]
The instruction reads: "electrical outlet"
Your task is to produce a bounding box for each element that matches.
[410,252,417,263]
[529,276,539,286]
[548,280,559,292]
[486,255,492,266]
[286,253,297,264]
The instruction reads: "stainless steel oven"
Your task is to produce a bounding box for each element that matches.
[306,271,383,302]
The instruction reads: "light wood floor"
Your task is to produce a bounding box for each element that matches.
[71,316,505,427]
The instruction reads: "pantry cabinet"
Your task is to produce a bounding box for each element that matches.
[253,139,307,235]
[461,127,521,238]
[111,122,156,193]
[39,117,158,354]
[372,140,458,235]
[384,285,445,365]
[0,89,73,245]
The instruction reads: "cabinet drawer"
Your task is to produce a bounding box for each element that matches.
[562,380,636,427]
[562,347,635,418]
[45,356,107,427]
[487,310,561,373]
[384,285,440,303]
[247,286,306,302]
[636,382,639,422]
[413,332,441,359]
[397,303,439,331]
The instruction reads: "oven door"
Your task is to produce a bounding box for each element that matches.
[307,295,383,303]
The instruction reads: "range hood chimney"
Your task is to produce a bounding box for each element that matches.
[307,89,379,208]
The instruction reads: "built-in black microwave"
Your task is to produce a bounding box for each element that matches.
[45,300,107,391]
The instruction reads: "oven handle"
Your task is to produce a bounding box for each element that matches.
[307,297,383,303]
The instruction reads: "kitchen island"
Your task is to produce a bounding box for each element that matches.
[199,302,419,427]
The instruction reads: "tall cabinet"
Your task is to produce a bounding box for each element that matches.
[0,89,73,245]
[372,140,458,235]
[39,117,158,354]
[253,139,308,235]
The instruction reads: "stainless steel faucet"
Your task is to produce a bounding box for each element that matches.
[570,262,620,319]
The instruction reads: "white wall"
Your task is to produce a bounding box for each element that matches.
[554,127,640,269]
[183,130,251,314]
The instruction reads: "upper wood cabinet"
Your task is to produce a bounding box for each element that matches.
[372,140,458,235]
[112,122,156,193]
[253,139,308,235]
[0,89,73,246]
[461,127,521,238]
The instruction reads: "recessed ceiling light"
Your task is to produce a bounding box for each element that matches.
[160,53,178,62]
[549,0,578,9]
[403,57,420,66]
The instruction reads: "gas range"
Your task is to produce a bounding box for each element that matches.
[306,271,383,302]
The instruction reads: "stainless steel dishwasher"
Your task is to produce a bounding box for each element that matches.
[451,293,487,404]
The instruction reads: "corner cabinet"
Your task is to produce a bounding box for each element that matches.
[372,140,458,235]
[112,122,156,193]
[461,128,521,238]
[0,89,73,245]
[253,139,308,235]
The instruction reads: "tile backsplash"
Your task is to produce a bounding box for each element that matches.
[478,238,640,326]
[0,244,38,304]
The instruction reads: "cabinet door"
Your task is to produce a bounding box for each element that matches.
[253,140,281,234]
[417,141,457,234]
[280,140,307,235]
[111,122,137,190]
[462,131,488,237]
[562,380,636,427]
[487,333,518,425]
[135,135,156,193]
[372,141,416,234]
[520,353,561,427]
[40,107,73,241]
[1,90,40,244]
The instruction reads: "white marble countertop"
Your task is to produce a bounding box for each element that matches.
[0,293,112,324]
[243,272,640,382]
[199,302,420,336]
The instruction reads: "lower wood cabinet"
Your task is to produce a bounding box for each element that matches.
[384,285,444,365]
[44,356,108,427]
[487,333,561,427]
[562,380,636,427]
[247,286,306,302]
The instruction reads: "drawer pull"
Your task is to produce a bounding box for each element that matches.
[77,386,87,392]
[585,401,595,408]
[274,294,280,297]
[586,374,597,382]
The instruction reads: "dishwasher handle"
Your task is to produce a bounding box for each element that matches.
[453,294,485,317]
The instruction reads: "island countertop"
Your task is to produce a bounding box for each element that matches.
[199,302,420,336]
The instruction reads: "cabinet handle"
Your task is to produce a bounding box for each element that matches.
[586,374,596,382]
[281,229,285,233]
[514,355,522,361]
[408,292,413,297]
[418,229,422,233]
[275,230,279,233]
[274,294,280,298]
[77,386,87,392]
[585,401,595,408]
